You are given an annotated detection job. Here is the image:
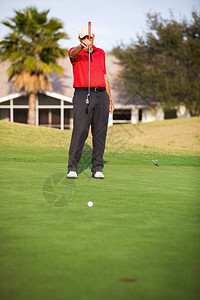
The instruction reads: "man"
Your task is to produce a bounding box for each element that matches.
[67,26,114,179]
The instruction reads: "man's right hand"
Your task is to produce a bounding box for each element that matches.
[80,38,93,52]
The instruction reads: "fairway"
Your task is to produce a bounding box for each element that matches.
[0,118,200,300]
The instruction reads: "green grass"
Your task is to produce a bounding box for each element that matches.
[0,119,200,300]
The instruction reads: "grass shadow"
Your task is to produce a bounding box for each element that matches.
[78,143,107,175]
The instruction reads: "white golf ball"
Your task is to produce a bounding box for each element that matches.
[87,201,93,207]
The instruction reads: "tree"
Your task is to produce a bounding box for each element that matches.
[0,7,69,125]
[112,10,200,116]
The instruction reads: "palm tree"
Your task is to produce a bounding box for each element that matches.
[0,7,69,125]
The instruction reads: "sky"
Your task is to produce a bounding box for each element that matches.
[0,0,199,52]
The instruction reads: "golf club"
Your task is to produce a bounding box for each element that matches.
[85,21,91,114]
[152,160,159,166]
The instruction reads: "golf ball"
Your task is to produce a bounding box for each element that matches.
[87,201,93,207]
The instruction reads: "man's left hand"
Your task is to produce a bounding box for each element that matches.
[109,100,114,114]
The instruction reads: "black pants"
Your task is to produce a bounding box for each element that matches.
[68,88,110,173]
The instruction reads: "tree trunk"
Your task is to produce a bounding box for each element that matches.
[28,93,36,125]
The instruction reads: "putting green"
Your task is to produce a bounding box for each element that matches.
[0,120,200,300]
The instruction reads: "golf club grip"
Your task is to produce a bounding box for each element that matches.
[88,21,91,41]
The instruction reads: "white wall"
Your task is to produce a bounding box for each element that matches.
[177,105,190,118]
[142,109,153,122]
[131,108,138,124]
[156,106,164,121]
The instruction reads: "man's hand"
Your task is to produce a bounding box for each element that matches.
[80,38,93,52]
[109,100,114,114]
[70,36,94,61]
[104,74,114,114]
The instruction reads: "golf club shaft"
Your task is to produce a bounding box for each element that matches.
[88,21,91,99]
[85,22,91,114]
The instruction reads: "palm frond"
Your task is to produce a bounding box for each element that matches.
[38,60,52,73]
[2,20,16,30]
[23,56,36,71]
[46,18,63,32]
